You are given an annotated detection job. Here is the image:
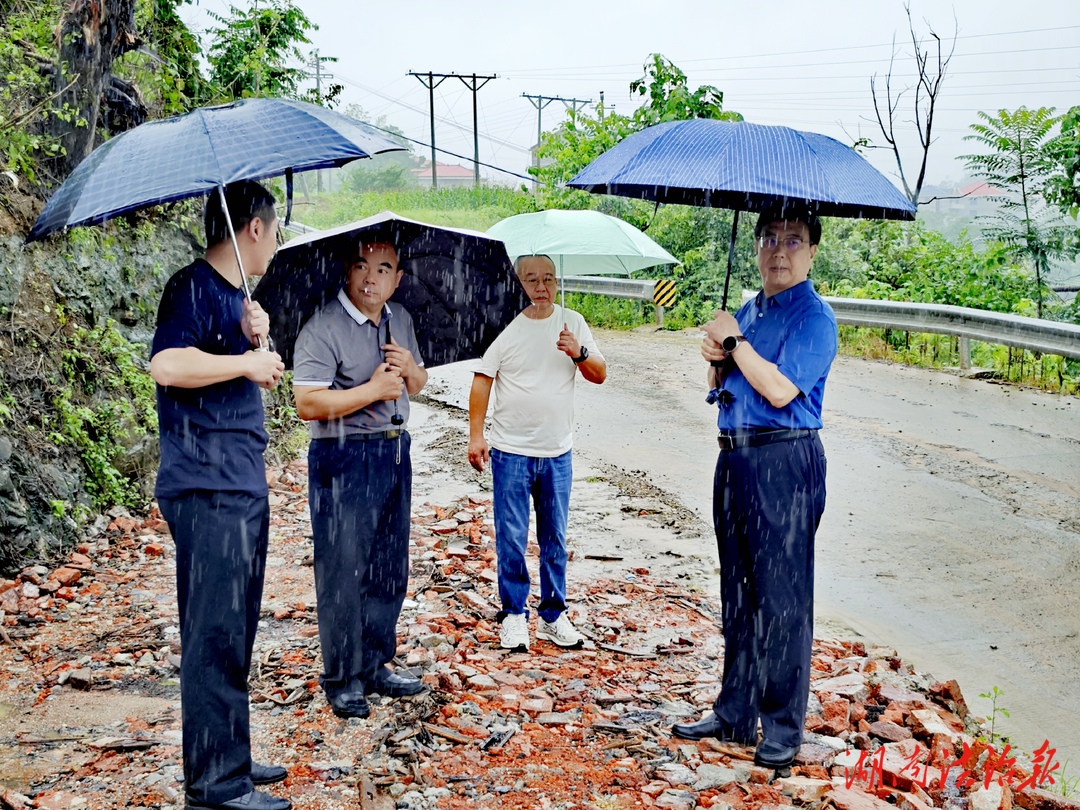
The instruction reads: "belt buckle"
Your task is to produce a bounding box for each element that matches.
[385,428,401,440]
[717,433,736,451]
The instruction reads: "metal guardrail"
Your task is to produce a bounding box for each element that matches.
[561,276,656,300]
[822,298,1080,359]
[565,278,1080,361]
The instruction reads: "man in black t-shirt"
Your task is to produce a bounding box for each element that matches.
[151,181,289,810]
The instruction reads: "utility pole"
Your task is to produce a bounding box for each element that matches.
[408,71,446,190]
[522,94,593,186]
[521,94,555,185]
[409,71,496,189]
[308,51,334,191]
[558,96,592,125]
[599,91,605,121]
[455,73,497,187]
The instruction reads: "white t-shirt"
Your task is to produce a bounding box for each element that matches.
[475,305,603,458]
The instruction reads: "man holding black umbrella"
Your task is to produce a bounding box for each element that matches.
[671,203,837,772]
[292,240,428,720]
[151,180,289,810]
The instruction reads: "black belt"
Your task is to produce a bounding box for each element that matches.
[717,428,815,451]
[317,429,404,442]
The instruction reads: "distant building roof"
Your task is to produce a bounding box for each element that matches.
[411,161,474,180]
[956,181,995,197]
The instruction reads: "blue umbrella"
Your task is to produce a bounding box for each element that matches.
[253,211,529,370]
[567,119,916,306]
[27,98,405,243]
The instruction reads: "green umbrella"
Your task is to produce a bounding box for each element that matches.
[487,209,680,308]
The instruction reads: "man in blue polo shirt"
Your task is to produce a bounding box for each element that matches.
[671,203,837,772]
[151,180,289,810]
[293,240,428,720]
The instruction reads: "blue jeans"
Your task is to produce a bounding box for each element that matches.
[491,448,572,623]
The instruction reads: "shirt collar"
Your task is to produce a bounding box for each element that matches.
[337,288,392,328]
[761,279,815,310]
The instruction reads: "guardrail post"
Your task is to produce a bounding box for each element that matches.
[959,337,971,370]
[656,305,664,327]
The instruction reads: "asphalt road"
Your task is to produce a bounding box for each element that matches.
[428,326,1080,768]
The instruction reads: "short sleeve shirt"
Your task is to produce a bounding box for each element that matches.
[475,305,603,457]
[151,259,268,498]
[718,279,838,431]
[293,289,424,440]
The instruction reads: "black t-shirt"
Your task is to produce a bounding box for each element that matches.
[151,259,268,498]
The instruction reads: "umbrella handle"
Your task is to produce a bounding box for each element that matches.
[218,184,268,351]
[721,209,739,311]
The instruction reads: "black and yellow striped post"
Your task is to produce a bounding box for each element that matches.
[653,279,677,325]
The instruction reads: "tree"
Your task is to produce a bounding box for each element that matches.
[868,4,956,206]
[963,106,1077,317]
[206,0,316,100]
[1044,105,1080,220]
[53,0,145,174]
[532,54,741,208]
[133,0,213,114]
[629,54,742,128]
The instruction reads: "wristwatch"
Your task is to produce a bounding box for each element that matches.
[722,334,744,353]
[572,346,589,364]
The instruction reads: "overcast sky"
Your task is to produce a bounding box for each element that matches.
[184,0,1080,192]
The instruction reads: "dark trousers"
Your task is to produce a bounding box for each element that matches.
[711,433,827,748]
[309,434,411,697]
[160,491,269,805]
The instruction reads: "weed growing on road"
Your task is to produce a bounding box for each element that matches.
[978,685,1011,745]
[1055,760,1080,799]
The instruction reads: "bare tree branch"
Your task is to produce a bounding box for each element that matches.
[868,3,957,206]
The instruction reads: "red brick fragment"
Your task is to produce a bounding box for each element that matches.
[144,543,165,556]
[50,567,81,586]
[869,720,912,742]
[1014,788,1080,810]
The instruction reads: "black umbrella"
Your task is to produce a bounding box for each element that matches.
[253,211,529,370]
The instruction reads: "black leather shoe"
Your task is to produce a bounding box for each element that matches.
[754,739,800,769]
[365,667,426,697]
[186,788,291,810]
[250,762,287,785]
[327,690,370,719]
[671,714,755,744]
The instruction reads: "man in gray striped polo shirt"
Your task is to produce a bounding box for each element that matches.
[293,240,428,719]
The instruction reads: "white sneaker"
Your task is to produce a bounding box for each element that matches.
[499,613,529,651]
[536,612,584,648]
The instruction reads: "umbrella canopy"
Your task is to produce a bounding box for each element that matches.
[566,119,916,219]
[27,98,405,242]
[486,209,680,277]
[253,211,529,370]
[566,119,916,307]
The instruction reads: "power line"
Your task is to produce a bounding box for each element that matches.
[499,24,1080,75]
[351,116,537,186]
[404,73,498,187]
[336,71,529,155]
[521,94,593,183]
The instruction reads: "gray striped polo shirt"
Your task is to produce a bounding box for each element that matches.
[293,288,424,439]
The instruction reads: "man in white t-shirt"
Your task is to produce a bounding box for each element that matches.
[468,254,607,651]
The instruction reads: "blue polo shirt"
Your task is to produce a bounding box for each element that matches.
[717,279,837,431]
[151,259,268,498]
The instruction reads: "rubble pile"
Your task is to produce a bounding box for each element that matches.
[0,459,1076,810]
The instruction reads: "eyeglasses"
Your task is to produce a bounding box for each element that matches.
[757,236,806,252]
